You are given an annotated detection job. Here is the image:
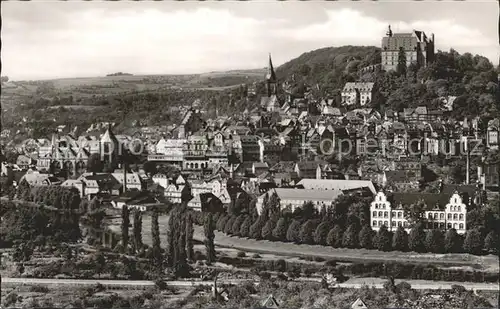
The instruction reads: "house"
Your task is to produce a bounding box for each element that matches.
[351,298,368,309]
[257,295,279,309]
[61,179,86,198]
[111,191,163,211]
[111,170,143,191]
[256,188,343,215]
[16,155,34,169]
[381,25,435,72]
[294,161,321,179]
[150,138,185,165]
[486,118,499,150]
[370,191,467,234]
[341,82,375,106]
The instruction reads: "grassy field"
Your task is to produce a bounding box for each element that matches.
[107,213,500,272]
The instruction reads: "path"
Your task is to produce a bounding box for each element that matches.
[2,277,498,292]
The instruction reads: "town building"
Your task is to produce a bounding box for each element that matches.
[260,54,281,112]
[370,191,467,234]
[381,25,435,72]
[341,82,375,106]
[256,188,343,215]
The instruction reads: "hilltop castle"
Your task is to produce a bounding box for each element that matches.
[381,25,435,72]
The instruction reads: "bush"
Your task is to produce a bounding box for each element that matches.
[236,251,246,258]
[274,259,287,273]
[252,253,261,259]
[29,285,49,293]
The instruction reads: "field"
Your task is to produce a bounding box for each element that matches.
[107,213,500,273]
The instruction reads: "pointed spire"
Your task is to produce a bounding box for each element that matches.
[386,24,393,37]
[266,53,277,82]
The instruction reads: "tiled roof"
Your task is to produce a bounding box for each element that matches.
[262,188,343,202]
[297,179,376,194]
[387,192,451,209]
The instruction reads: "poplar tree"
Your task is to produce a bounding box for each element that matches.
[151,207,162,268]
[133,209,143,254]
[204,213,216,264]
[121,205,130,253]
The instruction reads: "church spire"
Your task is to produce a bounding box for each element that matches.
[266,53,277,82]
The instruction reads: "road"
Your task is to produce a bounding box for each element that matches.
[2,277,498,291]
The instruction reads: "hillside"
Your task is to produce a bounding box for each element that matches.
[276,45,381,95]
[275,45,499,118]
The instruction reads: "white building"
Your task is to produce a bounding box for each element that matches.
[296,179,377,195]
[341,82,375,106]
[370,191,467,234]
[256,188,343,215]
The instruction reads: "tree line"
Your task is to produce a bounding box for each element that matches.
[196,191,498,256]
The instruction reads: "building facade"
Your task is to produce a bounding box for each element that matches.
[381,26,435,72]
[341,82,375,106]
[370,191,467,234]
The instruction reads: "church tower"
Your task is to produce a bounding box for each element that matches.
[266,53,277,97]
[386,25,393,37]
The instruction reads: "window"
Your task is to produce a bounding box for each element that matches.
[378,211,383,217]
[398,212,402,218]
[447,214,452,220]
[447,223,452,228]
[459,223,464,229]
[453,223,457,229]
[373,221,377,227]
[373,211,377,218]
[391,212,396,217]
[440,213,444,220]
[459,214,463,220]
[384,212,388,218]
[453,214,458,220]
[398,221,402,227]
[392,221,396,227]
[379,221,383,226]
[384,221,388,226]
[457,206,461,212]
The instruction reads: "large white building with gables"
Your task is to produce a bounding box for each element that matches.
[370,190,468,234]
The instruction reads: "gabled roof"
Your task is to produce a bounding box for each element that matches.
[351,298,368,309]
[387,192,451,209]
[260,294,279,309]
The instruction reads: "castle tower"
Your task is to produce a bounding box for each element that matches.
[386,25,393,37]
[266,53,277,97]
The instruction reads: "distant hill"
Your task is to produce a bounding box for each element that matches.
[106,72,133,77]
[276,45,381,94]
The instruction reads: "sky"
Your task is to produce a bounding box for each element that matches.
[2,1,499,81]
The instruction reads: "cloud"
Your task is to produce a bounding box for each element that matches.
[280,8,497,58]
[2,4,497,80]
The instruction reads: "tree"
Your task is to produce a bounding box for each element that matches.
[392,226,409,252]
[444,228,462,253]
[231,215,246,236]
[186,212,194,261]
[359,225,375,249]
[327,225,344,248]
[261,219,275,241]
[313,221,330,245]
[132,209,142,254]
[272,217,288,241]
[299,220,315,245]
[463,228,483,255]
[286,220,301,243]
[143,161,157,176]
[375,225,392,251]
[249,218,265,240]
[342,224,359,248]
[425,229,444,253]
[224,216,237,235]
[403,200,427,227]
[204,213,216,264]
[408,223,427,253]
[16,179,31,201]
[151,207,162,268]
[484,231,499,254]
[239,216,252,238]
[93,250,106,278]
[87,153,104,173]
[216,215,229,231]
[396,47,407,76]
[121,206,130,253]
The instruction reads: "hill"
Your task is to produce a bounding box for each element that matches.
[275,45,499,118]
[275,45,381,95]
